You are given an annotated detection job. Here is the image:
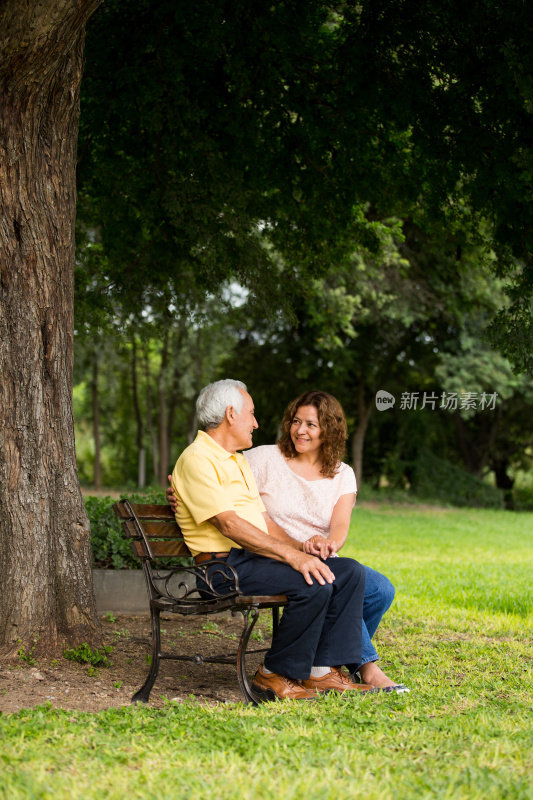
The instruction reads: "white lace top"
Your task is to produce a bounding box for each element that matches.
[244,444,357,542]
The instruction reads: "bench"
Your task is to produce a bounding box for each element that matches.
[113,499,288,704]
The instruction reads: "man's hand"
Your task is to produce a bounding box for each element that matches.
[166,475,178,513]
[303,535,338,559]
[285,549,336,586]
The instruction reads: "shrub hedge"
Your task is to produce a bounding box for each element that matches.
[86,488,167,569]
[411,449,505,509]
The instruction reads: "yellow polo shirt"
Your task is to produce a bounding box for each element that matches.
[171,430,267,557]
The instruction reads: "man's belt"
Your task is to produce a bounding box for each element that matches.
[194,551,230,564]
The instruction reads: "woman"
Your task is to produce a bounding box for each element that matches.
[244,390,406,692]
[168,389,407,691]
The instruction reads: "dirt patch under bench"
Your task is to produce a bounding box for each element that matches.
[0,612,271,714]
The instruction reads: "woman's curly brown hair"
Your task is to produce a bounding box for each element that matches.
[277,390,348,478]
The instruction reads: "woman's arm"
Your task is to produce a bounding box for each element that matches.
[166,475,177,511]
[301,492,356,557]
[327,492,356,553]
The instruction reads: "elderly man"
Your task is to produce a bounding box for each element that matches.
[171,379,372,700]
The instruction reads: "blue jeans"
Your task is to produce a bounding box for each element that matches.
[220,548,367,680]
[345,564,395,674]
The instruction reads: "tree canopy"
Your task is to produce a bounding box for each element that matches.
[78,0,533,371]
[73,0,533,503]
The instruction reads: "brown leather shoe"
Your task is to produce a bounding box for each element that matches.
[252,665,317,701]
[302,667,377,694]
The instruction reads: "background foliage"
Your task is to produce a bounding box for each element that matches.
[86,490,166,569]
[73,0,533,507]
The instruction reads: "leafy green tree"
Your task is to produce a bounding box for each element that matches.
[74,255,241,486]
[434,310,533,499]
[225,214,532,495]
[78,0,533,373]
[342,0,533,370]
[74,239,118,489]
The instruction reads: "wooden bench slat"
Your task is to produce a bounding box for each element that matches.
[129,503,176,520]
[234,595,288,605]
[113,502,175,520]
[141,520,183,537]
[123,519,183,539]
[131,540,191,558]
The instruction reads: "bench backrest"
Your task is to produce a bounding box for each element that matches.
[113,498,244,609]
[113,498,287,620]
[113,499,191,562]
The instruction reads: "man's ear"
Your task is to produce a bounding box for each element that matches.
[225,405,235,424]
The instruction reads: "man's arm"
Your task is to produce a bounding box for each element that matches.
[208,510,336,587]
[263,514,303,548]
[166,478,297,548]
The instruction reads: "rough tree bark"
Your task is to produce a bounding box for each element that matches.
[0,0,102,656]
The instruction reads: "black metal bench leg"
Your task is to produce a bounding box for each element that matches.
[234,607,264,705]
[132,605,162,703]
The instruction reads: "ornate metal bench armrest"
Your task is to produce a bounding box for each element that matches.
[149,559,241,604]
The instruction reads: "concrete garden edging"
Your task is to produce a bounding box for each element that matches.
[93,569,148,614]
[92,569,196,614]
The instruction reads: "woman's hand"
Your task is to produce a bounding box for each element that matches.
[166,475,178,512]
[303,535,337,559]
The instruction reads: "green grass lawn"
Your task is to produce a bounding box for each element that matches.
[1,506,532,800]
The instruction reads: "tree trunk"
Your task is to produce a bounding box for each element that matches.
[166,321,187,462]
[351,380,373,488]
[131,334,146,488]
[454,411,499,478]
[157,330,170,487]
[91,353,102,490]
[143,344,158,481]
[0,0,102,657]
[187,405,198,445]
[491,457,515,510]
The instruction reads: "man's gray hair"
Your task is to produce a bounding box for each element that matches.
[196,379,248,430]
